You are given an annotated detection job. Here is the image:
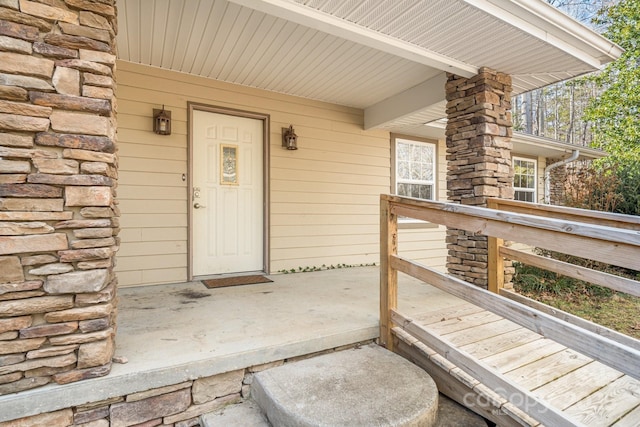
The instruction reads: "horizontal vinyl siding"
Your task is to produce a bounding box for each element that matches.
[115,60,397,286]
[116,61,450,286]
[116,64,188,287]
[268,109,389,271]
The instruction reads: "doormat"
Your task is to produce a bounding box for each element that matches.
[202,275,273,289]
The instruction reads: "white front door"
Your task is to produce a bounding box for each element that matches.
[192,109,264,276]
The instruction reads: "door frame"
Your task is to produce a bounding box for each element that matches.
[187,102,270,280]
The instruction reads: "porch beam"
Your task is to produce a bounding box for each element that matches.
[364,73,447,130]
[228,0,478,78]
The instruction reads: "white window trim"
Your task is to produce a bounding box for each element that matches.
[513,156,537,203]
[391,135,438,228]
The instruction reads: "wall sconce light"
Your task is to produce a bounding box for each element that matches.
[153,106,171,135]
[282,125,298,150]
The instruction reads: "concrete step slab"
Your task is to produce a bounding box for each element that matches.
[200,394,488,427]
[252,344,439,427]
[201,399,271,427]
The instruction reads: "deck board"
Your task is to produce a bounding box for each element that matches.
[413,302,485,325]
[460,327,541,358]
[612,404,640,427]
[444,318,523,347]
[505,348,592,390]
[564,376,640,427]
[400,306,640,427]
[482,338,566,373]
[532,362,625,410]
[424,311,503,335]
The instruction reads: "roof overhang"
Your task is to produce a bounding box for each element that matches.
[229,0,478,78]
[463,0,623,68]
[117,0,621,138]
[511,132,606,160]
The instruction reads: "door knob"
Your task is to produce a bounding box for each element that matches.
[194,203,206,209]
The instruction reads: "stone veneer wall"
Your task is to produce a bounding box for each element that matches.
[547,158,594,207]
[0,368,247,427]
[445,68,514,288]
[547,157,566,206]
[0,0,118,394]
[0,343,371,426]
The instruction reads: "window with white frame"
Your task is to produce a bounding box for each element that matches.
[394,138,436,201]
[513,157,537,202]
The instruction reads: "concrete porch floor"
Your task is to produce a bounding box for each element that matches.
[0,266,464,422]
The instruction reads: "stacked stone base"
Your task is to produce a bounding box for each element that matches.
[445,230,489,287]
[0,342,372,426]
[0,274,117,394]
[0,369,244,427]
[0,0,118,393]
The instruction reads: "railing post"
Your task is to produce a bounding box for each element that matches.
[487,199,505,294]
[380,196,398,350]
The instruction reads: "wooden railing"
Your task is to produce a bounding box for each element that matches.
[486,197,640,231]
[485,198,640,352]
[486,198,640,293]
[380,194,640,426]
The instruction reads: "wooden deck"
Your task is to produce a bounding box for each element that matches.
[379,196,640,427]
[393,301,640,427]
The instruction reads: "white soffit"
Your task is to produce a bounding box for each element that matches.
[287,0,619,94]
[117,0,620,135]
[229,0,479,77]
[117,0,441,109]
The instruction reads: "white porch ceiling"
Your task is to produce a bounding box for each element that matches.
[116,0,620,137]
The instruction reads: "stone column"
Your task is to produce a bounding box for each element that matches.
[445,68,513,288]
[0,0,118,394]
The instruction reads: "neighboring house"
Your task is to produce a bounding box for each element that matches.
[0,0,621,420]
[510,132,606,204]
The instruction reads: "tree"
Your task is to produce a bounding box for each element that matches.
[548,0,611,29]
[584,0,640,216]
[513,1,640,215]
[511,0,611,145]
[584,0,640,161]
